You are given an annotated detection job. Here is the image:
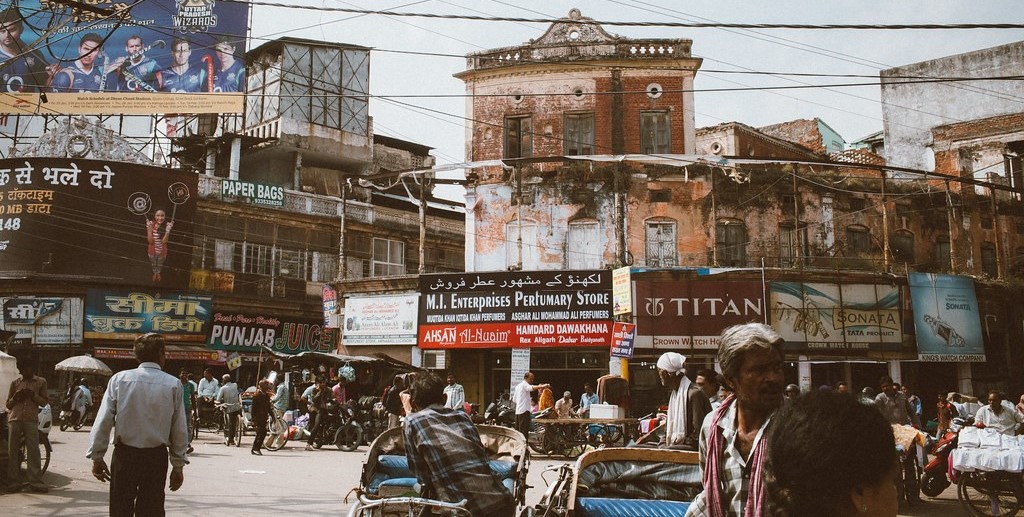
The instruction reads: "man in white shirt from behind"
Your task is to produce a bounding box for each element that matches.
[87,333,188,515]
[216,374,242,445]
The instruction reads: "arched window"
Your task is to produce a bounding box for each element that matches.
[567,220,602,269]
[645,219,677,267]
[891,230,915,266]
[980,242,997,278]
[716,219,747,267]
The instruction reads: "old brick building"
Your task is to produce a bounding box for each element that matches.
[443,14,1024,409]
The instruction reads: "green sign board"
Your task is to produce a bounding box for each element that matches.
[221,179,284,207]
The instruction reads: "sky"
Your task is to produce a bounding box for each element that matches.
[252,1,1024,200]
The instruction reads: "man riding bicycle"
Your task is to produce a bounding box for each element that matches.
[215,374,242,445]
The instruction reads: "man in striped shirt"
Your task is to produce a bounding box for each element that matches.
[686,323,785,517]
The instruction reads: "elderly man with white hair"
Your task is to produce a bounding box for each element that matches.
[656,351,711,450]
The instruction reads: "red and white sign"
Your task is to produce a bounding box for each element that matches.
[634,280,764,350]
[418,320,612,349]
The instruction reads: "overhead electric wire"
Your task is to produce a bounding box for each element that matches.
[222,2,1024,30]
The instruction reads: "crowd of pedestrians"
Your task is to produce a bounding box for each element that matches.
[3,321,1024,517]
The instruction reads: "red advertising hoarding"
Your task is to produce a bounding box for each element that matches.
[418,271,613,349]
[633,280,765,350]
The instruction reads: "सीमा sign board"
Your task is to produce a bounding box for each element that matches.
[84,289,212,342]
[0,0,250,114]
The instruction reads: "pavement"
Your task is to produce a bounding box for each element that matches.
[0,426,969,516]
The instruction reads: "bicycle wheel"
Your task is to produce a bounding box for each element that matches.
[264,417,288,451]
[18,438,50,475]
[958,472,1023,517]
[39,438,51,474]
[233,414,243,447]
[335,422,363,452]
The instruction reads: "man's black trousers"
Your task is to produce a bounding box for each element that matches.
[110,444,169,516]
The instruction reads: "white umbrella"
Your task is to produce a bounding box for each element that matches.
[55,355,112,376]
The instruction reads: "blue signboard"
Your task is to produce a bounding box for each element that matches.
[0,0,250,114]
[84,289,212,342]
[908,273,985,362]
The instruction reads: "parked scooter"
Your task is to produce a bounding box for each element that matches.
[920,417,972,497]
[483,396,515,427]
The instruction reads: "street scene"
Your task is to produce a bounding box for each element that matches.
[0,419,972,517]
[2,0,1024,515]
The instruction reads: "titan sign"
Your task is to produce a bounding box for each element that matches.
[633,280,764,350]
[418,271,613,349]
[0,0,249,114]
[0,158,197,288]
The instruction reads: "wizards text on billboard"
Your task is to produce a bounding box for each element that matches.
[0,158,197,289]
[418,271,612,349]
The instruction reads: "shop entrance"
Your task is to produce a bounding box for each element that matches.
[488,348,608,407]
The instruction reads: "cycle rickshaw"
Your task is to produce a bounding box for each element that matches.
[346,424,530,516]
[524,447,702,517]
[950,426,1024,516]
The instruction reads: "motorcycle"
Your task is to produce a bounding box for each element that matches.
[58,407,84,432]
[483,396,515,427]
[921,416,972,497]
[353,395,387,446]
[308,400,363,452]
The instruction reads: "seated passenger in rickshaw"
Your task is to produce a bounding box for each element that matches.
[402,372,516,516]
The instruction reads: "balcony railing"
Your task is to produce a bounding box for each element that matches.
[196,175,464,237]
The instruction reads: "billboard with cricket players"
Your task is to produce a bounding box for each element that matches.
[0,0,249,114]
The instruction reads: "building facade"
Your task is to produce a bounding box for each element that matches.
[440,15,1024,411]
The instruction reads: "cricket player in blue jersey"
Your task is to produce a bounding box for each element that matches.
[212,38,244,92]
[157,39,209,92]
[0,7,51,92]
[50,33,105,93]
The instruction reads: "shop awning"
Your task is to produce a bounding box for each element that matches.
[94,345,222,362]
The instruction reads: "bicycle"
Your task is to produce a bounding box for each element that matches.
[193,399,222,436]
[216,403,243,447]
[263,410,289,451]
[957,470,1024,517]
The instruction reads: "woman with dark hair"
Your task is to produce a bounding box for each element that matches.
[766,390,898,517]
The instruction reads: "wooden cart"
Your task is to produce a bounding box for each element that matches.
[532,417,640,458]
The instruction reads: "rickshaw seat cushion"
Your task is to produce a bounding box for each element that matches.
[366,475,418,495]
[488,459,516,478]
[368,456,518,495]
[576,498,690,517]
[378,454,413,476]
